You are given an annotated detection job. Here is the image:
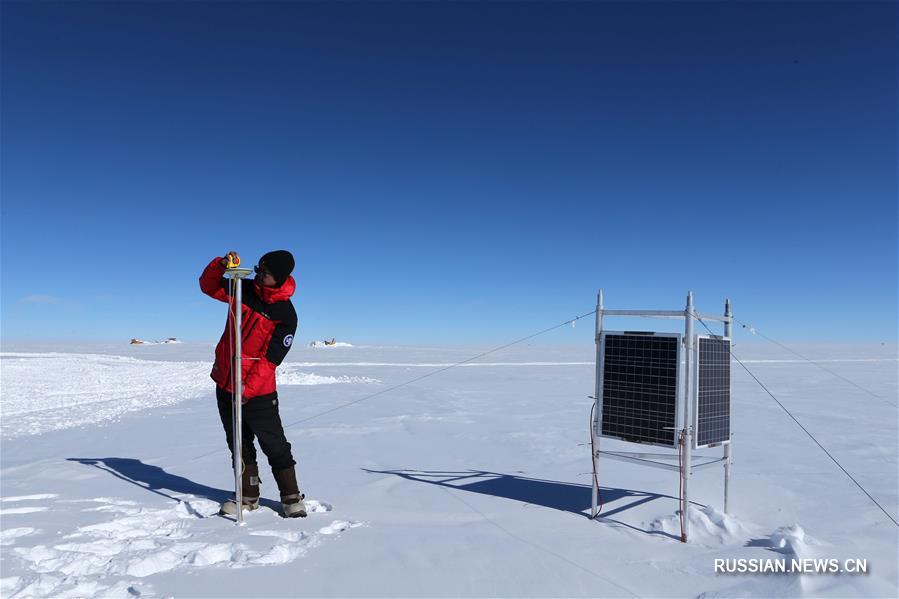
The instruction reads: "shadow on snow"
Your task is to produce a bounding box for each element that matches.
[364,468,680,539]
[66,457,283,514]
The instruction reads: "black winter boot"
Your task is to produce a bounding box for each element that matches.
[272,466,307,518]
[220,463,261,516]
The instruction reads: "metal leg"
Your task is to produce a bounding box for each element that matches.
[724,437,732,513]
[723,298,733,514]
[682,292,694,542]
[591,290,604,518]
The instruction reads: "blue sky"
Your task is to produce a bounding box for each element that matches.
[1,1,896,345]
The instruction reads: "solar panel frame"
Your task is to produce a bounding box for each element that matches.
[597,331,681,448]
[693,335,732,449]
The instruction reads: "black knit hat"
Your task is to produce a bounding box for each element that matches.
[259,250,295,287]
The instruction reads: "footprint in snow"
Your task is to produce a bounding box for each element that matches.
[250,529,308,542]
[3,495,361,599]
[319,520,363,535]
[304,499,333,513]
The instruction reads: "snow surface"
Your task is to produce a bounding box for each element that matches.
[0,342,896,598]
[0,353,381,439]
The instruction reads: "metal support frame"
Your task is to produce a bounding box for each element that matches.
[225,267,253,525]
[723,298,733,514]
[598,450,725,472]
[590,290,733,543]
[682,292,694,542]
[590,290,603,519]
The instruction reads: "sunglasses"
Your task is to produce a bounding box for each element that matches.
[254,265,273,278]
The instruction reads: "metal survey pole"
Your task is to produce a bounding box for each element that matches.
[591,289,604,518]
[233,278,244,525]
[225,267,253,525]
[682,291,695,542]
[723,298,733,514]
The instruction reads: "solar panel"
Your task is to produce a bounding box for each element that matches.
[599,332,680,448]
[694,336,731,448]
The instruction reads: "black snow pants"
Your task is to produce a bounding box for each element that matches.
[216,387,296,470]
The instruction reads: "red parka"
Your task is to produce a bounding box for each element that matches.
[199,257,298,400]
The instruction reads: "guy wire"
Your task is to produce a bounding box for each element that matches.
[280,309,599,430]
[733,316,895,408]
[191,308,597,461]
[694,314,899,527]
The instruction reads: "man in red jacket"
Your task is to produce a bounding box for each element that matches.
[200,250,306,518]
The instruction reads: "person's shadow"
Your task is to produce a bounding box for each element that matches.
[363,468,679,539]
[67,457,283,514]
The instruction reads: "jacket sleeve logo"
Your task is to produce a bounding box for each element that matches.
[283,334,294,348]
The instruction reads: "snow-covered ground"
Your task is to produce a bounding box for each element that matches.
[0,341,896,598]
